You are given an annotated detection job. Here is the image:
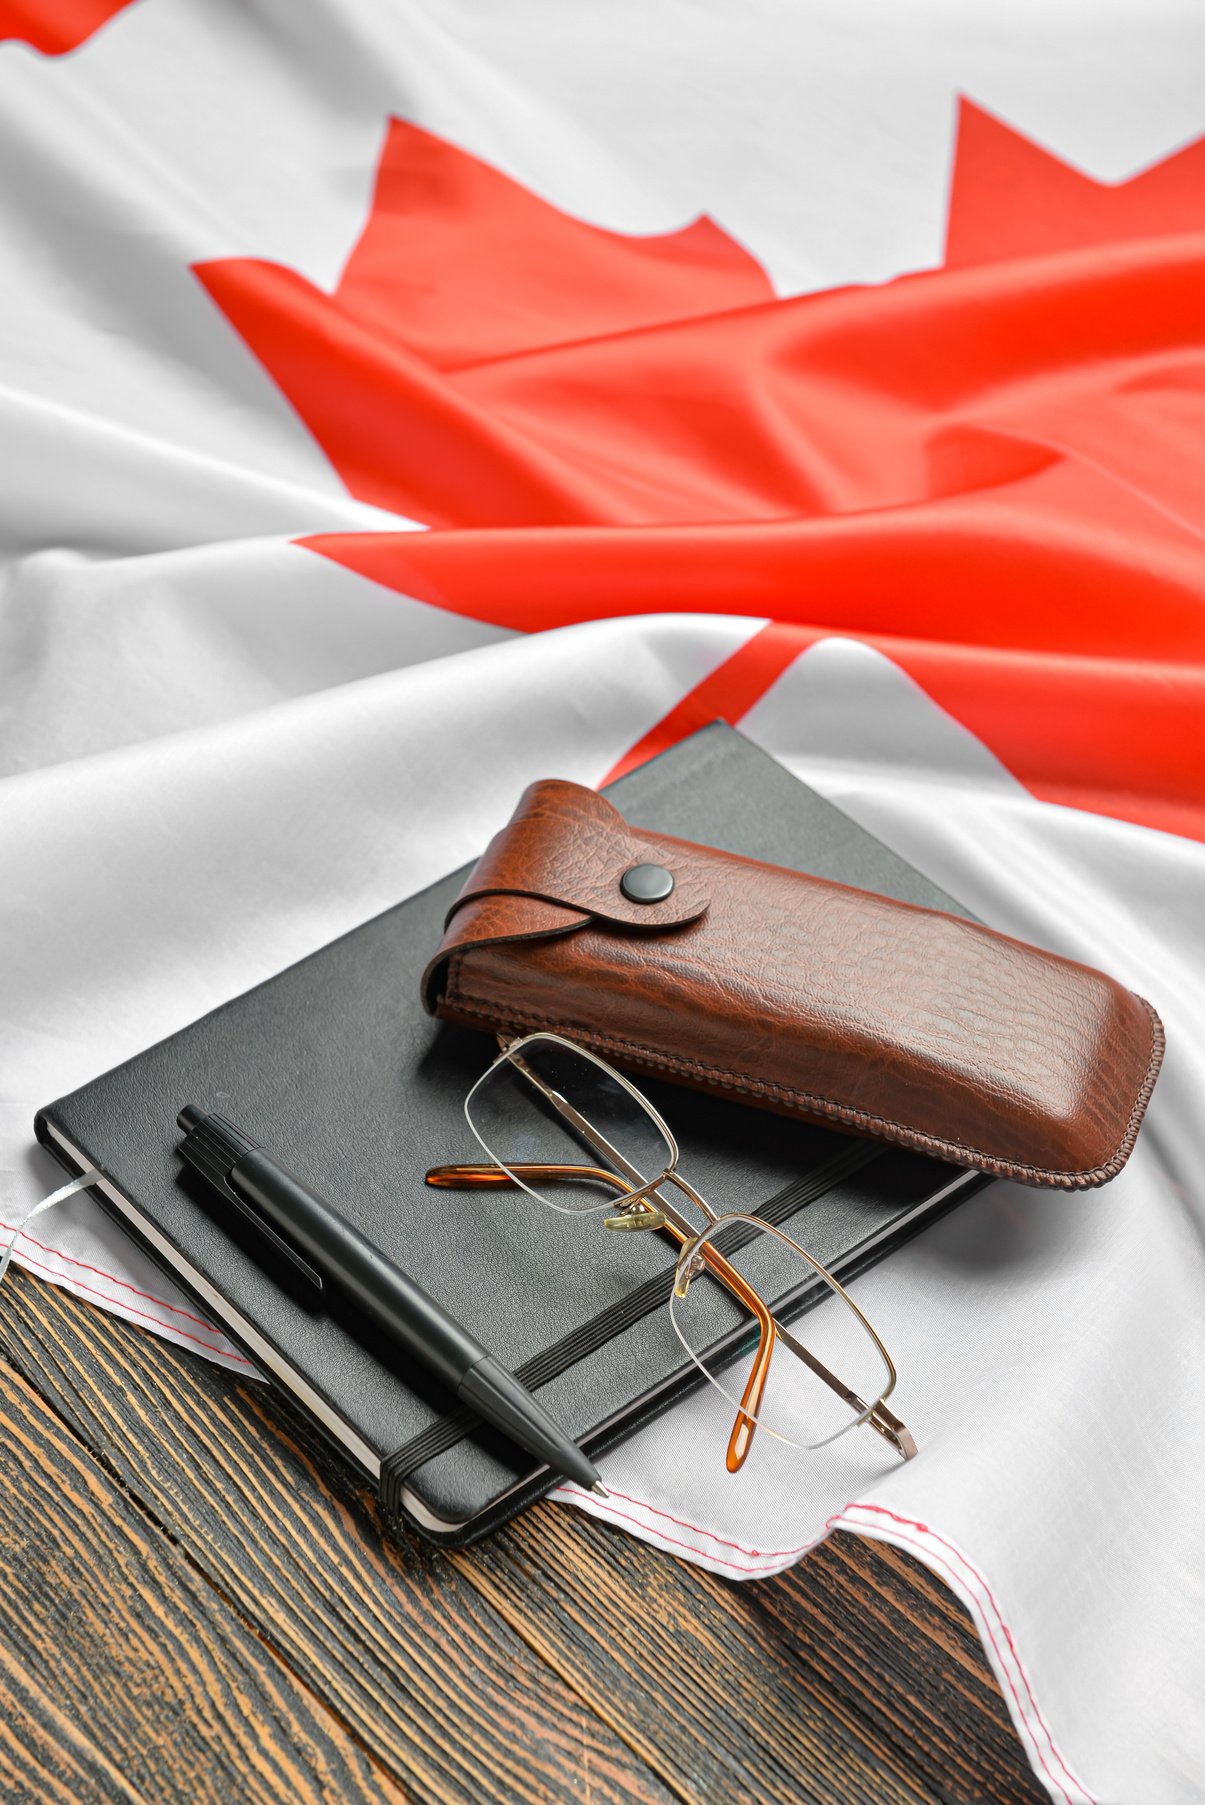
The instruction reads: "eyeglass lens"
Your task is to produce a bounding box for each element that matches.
[670,1215,892,1449]
[465,1035,674,1215]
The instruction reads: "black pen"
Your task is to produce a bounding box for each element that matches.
[176,1106,606,1497]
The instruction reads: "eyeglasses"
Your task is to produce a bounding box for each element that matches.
[425,1031,915,1472]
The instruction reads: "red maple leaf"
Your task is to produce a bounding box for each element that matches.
[0,0,138,54]
[197,120,772,528]
[946,97,1205,265]
[196,106,1205,840]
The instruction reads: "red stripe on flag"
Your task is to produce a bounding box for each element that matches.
[604,622,1205,842]
[600,622,816,784]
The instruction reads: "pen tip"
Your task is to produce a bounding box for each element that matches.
[591,1481,609,1499]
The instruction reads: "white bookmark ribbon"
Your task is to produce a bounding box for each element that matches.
[0,1170,101,1287]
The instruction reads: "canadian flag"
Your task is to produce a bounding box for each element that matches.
[192,100,1205,838]
[1,9,1203,1805]
[1,4,1201,839]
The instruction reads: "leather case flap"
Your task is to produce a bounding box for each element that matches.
[422,779,710,1010]
[422,780,1165,1189]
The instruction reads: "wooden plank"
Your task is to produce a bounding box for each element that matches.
[0,1271,674,1805]
[750,1534,1048,1805]
[457,1504,1043,1805]
[463,1503,913,1805]
[0,1350,410,1805]
[2,1269,1044,1805]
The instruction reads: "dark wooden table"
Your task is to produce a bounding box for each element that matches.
[0,1270,1045,1804]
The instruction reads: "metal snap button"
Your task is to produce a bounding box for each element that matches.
[619,863,675,904]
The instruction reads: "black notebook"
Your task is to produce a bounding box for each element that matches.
[36,724,989,1545]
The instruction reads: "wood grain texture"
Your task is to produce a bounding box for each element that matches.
[0,1269,1045,1804]
[457,1507,1047,1805]
[754,1533,1048,1805]
[0,1352,409,1805]
[0,1271,672,1805]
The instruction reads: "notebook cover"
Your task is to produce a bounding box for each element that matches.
[36,724,988,1544]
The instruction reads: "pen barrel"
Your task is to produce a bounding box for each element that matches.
[230,1151,487,1390]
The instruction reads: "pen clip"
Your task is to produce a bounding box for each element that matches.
[177,1111,325,1293]
[214,1177,326,1293]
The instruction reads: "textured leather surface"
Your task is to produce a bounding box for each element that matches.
[427,783,1164,1188]
[36,724,986,1544]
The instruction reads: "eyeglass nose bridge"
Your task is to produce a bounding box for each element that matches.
[610,1165,717,1242]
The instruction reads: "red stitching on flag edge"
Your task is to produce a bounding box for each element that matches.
[838,1503,1090,1805]
[0,1217,223,1331]
[4,1233,254,1366]
[551,1483,1095,1805]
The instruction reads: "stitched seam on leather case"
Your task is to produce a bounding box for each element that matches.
[446,950,474,1012]
[443,993,1164,1189]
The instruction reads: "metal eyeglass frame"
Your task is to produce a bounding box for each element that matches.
[425,1031,916,1471]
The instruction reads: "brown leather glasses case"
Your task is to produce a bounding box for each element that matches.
[421,780,1164,1190]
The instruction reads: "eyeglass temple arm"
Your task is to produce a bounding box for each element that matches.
[427,1164,623,1190]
